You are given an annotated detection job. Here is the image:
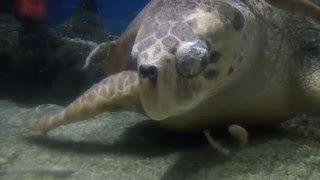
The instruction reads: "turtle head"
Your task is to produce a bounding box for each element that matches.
[131,0,260,120]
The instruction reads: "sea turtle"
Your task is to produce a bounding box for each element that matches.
[27,0,320,153]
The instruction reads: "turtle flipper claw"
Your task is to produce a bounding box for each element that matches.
[25,104,63,134]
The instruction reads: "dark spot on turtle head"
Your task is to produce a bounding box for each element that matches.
[228,66,234,75]
[169,46,177,54]
[232,12,244,31]
[203,69,219,80]
[210,50,221,63]
[203,39,211,50]
[162,36,179,52]
[238,56,243,62]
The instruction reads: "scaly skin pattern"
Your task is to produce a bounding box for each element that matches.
[27,71,140,134]
[27,0,320,134]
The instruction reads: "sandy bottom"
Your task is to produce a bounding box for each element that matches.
[0,100,320,180]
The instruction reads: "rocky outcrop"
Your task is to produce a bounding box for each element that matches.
[0,5,111,104]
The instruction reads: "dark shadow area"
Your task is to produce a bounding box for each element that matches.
[23,120,294,156]
[24,120,207,157]
[161,125,300,180]
[161,148,227,180]
[23,119,300,179]
[0,50,100,106]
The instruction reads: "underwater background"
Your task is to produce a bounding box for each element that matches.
[0,0,320,179]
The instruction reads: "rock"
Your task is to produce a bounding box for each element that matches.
[0,4,110,104]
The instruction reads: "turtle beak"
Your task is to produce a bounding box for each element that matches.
[176,40,209,79]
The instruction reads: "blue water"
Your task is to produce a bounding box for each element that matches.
[46,0,149,35]
[46,0,80,27]
[96,0,148,35]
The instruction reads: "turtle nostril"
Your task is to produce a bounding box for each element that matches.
[139,65,158,83]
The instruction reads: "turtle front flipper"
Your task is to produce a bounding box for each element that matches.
[27,71,140,134]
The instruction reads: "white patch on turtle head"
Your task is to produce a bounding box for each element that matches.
[131,0,261,120]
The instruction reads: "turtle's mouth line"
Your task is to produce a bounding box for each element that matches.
[177,69,204,79]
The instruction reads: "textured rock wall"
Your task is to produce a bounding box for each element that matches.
[0,2,111,105]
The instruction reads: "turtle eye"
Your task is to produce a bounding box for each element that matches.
[176,40,210,78]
